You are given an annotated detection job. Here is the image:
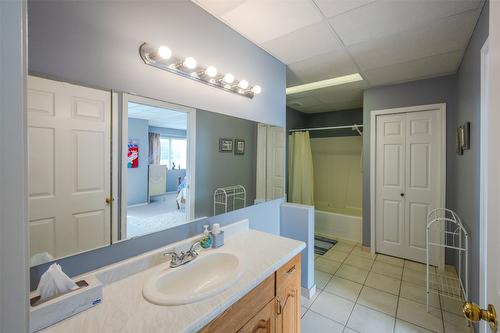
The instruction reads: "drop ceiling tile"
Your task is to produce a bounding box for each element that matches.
[193,0,246,16]
[262,21,343,64]
[315,0,376,18]
[315,85,364,104]
[348,10,479,71]
[361,50,463,86]
[330,0,482,46]
[221,0,323,44]
[287,49,359,85]
[287,67,303,87]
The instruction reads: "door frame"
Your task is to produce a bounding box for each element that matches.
[370,103,446,270]
[118,93,196,240]
[479,38,490,333]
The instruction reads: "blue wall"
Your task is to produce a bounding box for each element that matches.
[449,1,489,309]
[127,118,149,206]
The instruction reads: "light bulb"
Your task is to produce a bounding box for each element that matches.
[183,57,197,69]
[205,66,217,77]
[238,80,249,89]
[223,73,234,84]
[157,46,172,60]
[251,85,262,94]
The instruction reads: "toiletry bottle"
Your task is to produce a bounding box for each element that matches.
[211,223,224,248]
[200,224,212,249]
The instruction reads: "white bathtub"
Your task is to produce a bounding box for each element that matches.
[315,207,362,242]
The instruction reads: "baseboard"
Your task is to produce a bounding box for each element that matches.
[301,284,317,300]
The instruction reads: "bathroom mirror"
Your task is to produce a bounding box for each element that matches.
[27,75,285,266]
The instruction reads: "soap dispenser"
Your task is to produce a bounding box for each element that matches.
[211,223,224,248]
[200,224,212,249]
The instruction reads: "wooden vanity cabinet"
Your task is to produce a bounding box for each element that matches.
[199,254,301,333]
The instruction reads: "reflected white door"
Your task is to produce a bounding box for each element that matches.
[266,126,285,200]
[375,109,442,265]
[28,76,111,260]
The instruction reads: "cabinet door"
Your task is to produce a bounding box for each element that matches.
[238,299,275,333]
[276,255,301,333]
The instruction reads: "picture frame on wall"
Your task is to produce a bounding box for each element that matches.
[219,138,233,152]
[234,139,245,155]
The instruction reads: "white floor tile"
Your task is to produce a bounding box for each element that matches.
[350,247,377,260]
[301,289,320,308]
[440,295,463,315]
[400,281,440,308]
[310,291,355,325]
[345,255,374,270]
[442,311,474,333]
[324,249,350,262]
[301,310,344,333]
[365,271,402,295]
[377,254,405,267]
[335,264,370,284]
[324,276,363,301]
[402,267,427,287]
[395,319,435,333]
[333,242,356,253]
[357,286,398,316]
[316,257,342,274]
[315,270,332,290]
[343,328,360,333]
[404,260,435,273]
[397,297,443,333]
[372,261,404,279]
[347,304,395,333]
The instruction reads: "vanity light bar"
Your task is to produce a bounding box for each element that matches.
[139,42,262,99]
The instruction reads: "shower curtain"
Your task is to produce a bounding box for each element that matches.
[148,132,161,165]
[288,131,314,205]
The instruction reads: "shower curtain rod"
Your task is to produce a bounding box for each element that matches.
[288,124,363,133]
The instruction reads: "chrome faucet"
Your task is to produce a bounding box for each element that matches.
[163,241,201,268]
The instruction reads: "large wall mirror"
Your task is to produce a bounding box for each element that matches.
[28,75,285,266]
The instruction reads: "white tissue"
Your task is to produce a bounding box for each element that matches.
[36,263,78,302]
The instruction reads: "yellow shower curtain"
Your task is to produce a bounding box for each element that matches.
[288,131,314,205]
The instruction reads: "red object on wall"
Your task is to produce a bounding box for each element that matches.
[128,140,139,168]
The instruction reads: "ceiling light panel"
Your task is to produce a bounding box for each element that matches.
[286,73,363,95]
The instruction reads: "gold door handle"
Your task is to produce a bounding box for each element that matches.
[463,302,497,331]
[105,197,114,204]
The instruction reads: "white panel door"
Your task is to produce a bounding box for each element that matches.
[266,126,285,200]
[404,110,441,264]
[375,109,442,264]
[28,76,111,260]
[376,114,406,256]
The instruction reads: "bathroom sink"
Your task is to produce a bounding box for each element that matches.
[142,252,243,305]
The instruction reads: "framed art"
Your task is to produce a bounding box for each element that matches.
[234,139,245,155]
[219,138,233,152]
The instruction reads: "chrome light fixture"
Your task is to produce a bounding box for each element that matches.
[139,42,261,98]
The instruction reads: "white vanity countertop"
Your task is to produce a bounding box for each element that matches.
[40,230,305,333]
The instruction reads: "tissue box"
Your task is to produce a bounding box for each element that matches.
[30,275,103,332]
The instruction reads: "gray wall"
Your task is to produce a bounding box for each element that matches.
[195,110,257,218]
[27,0,286,127]
[127,118,149,205]
[449,1,489,308]
[0,1,30,331]
[362,75,457,246]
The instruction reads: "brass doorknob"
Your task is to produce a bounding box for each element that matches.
[105,197,114,204]
[463,301,497,331]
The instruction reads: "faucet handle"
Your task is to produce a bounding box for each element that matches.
[163,250,183,264]
[188,241,201,256]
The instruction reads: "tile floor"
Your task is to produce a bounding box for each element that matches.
[302,239,473,333]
